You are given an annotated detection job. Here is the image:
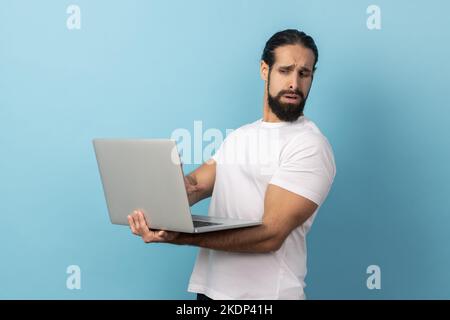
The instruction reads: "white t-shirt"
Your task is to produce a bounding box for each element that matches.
[188,116,336,300]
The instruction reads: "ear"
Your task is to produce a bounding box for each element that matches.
[260,60,269,81]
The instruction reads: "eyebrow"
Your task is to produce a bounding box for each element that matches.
[278,64,313,73]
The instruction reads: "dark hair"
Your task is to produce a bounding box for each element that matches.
[261,29,319,71]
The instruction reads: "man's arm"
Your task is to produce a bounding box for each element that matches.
[129,183,318,253]
[170,184,318,253]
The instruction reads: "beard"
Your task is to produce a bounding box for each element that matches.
[267,76,307,122]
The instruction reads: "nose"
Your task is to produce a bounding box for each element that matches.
[288,74,299,91]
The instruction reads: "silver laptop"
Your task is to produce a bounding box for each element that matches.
[93,139,262,233]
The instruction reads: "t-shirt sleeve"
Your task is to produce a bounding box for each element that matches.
[211,144,222,162]
[269,134,336,206]
[211,136,226,162]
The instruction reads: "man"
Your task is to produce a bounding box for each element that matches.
[128,29,336,300]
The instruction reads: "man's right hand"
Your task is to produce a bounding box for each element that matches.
[182,161,216,206]
[184,174,203,206]
[184,174,200,194]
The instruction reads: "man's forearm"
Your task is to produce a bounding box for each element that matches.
[187,189,210,206]
[170,224,280,254]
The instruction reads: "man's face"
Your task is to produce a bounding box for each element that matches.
[261,44,316,122]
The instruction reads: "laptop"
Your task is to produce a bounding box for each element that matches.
[92,139,262,233]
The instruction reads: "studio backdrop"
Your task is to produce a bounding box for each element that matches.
[1,0,449,299]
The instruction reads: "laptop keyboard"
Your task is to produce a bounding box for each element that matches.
[193,220,222,228]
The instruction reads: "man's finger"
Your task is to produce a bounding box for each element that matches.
[186,185,198,194]
[158,231,166,238]
[137,212,149,231]
[150,231,166,242]
[141,211,150,226]
[185,175,197,186]
[155,231,178,242]
[132,213,140,230]
[127,215,137,234]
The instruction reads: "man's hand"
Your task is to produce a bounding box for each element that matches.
[182,161,216,206]
[184,174,201,196]
[127,210,179,243]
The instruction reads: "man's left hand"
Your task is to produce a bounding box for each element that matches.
[127,210,179,243]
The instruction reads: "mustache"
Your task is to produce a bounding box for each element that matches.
[276,89,305,100]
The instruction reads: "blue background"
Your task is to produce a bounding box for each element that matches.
[1,0,449,299]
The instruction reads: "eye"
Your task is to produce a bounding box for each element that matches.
[299,71,310,78]
[280,69,289,74]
